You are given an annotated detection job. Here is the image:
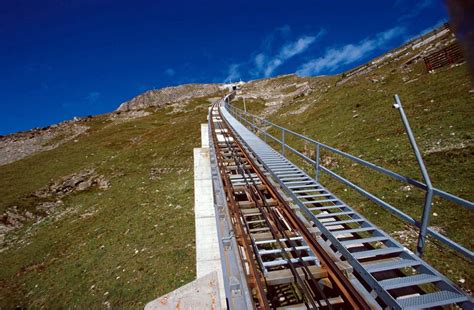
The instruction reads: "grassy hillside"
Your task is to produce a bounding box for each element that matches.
[1,27,472,308]
[0,97,215,308]
[233,57,473,292]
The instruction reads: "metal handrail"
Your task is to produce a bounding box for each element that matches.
[224,95,473,260]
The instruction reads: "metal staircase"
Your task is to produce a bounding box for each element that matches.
[220,101,473,309]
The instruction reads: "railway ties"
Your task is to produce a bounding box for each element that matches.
[210,105,369,309]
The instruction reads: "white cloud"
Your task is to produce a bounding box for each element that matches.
[224,26,324,81]
[296,26,405,76]
[281,36,318,59]
[165,68,175,77]
[225,63,241,82]
[254,53,266,70]
[259,31,324,77]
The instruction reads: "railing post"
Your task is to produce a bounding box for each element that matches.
[253,115,257,133]
[315,143,321,182]
[281,129,286,157]
[393,94,434,257]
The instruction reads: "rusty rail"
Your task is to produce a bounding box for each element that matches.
[209,100,370,309]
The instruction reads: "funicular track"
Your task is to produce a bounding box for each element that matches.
[210,102,370,309]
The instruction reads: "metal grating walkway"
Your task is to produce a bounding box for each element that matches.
[219,103,473,309]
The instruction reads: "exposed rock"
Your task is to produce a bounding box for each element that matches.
[0,169,110,245]
[321,156,339,169]
[400,185,413,192]
[1,206,39,244]
[117,84,221,112]
[430,225,446,235]
[109,110,151,122]
[0,122,88,166]
[33,169,110,198]
[36,200,63,214]
[236,75,327,117]
[3,207,24,228]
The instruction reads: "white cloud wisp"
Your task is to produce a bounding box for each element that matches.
[259,31,325,77]
[296,26,405,76]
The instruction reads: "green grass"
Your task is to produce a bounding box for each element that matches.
[0,98,212,308]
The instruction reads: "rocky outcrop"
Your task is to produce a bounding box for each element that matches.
[0,120,89,166]
[32,169,109,199]
[0,169,110,245]
[235,74,333,117]
[116,83,221,112]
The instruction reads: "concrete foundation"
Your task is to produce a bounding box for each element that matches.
[193,144,224,287]
[145,272,221,310]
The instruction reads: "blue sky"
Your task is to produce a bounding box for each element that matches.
[0,0,448,135]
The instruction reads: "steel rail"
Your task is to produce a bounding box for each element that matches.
[213,104,325,309]
[210,105,271,309]
[216,115,331,309]
[214,100,371,309]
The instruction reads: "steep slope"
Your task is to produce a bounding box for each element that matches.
[0,24,472,308]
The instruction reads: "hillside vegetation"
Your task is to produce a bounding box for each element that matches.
[0,95,222,308]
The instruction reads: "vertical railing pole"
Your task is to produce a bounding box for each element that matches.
[315,143,321,182]
[393,95,434,257]
[281,129,286,157]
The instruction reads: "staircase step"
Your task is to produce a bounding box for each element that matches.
[288,184,320,189]
[322,219,365,226]
[297,193,330,199]
[351,247,403,259]
[380,273,441,290]
[332,227,375,235]
[315,211,354,218]
[303,198,339,204]
[284,180,314,185]
[397,290,468,309]
[364,258,420,273]
[292,188,324,194]
[309,205,346,211]
[341,236,388,246]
